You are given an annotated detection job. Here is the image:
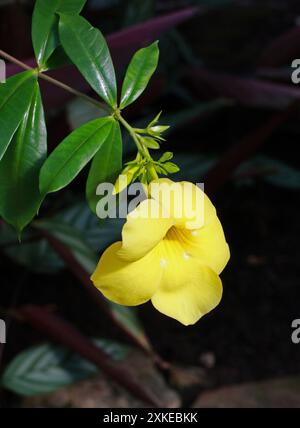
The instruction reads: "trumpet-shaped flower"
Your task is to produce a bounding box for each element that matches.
[91,179,230,325]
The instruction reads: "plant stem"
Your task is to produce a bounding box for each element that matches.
[115,111,146,156]
[0,49,112,113]
[147,163,159,180]
[115,111,159,180]
[1,49,159,180]
[17,304,160,407]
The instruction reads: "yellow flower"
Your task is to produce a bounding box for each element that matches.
[91,179,230,326]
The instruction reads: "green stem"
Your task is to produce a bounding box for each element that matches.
[115,111,159,180]
[148,163,159,180]
[0,49,112,113]
[142,145,158,180]
[115,111,148,157]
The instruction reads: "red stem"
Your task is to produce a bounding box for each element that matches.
[43,232,168,368]
[17,304,160,407]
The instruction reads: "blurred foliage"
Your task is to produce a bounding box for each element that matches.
[122,0,154,26]
[1,339,130,396]
[0,202,123,274]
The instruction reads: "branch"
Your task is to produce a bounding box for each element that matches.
[16,305,160,407]
[0,49,111,113]
[42,231,168,369]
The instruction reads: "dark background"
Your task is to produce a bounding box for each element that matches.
[1,0,300,408]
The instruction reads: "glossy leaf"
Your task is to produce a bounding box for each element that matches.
[0,82,47,233]
[7,7,198,109]
[32,0,87,66]
[1,339,129,396]
[120,41,159,109]
[59,14,117,107]
[0,71,36,161]
[39,117,113,195]
[86,119,122,214]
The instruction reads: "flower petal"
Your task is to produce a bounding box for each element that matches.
[149,178,216,229]
[169,217,230,275]
[91,242,162,306]
[151,258,222,326]
[118,198,174,261]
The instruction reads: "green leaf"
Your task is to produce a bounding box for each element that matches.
[142,136,160,149]
[148,111,162,127]
[59,14,117,107]
[159,152,173,162]
[0,82,47,234]
[149,125,170,136]
[39,117,113,195]
[120,41,159,109]
[32,0,87,66]
[86,119,122,214]
[155,165,168,176]
[1,339,129,396]
[161,162,180,174]
[0,71,36,161]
